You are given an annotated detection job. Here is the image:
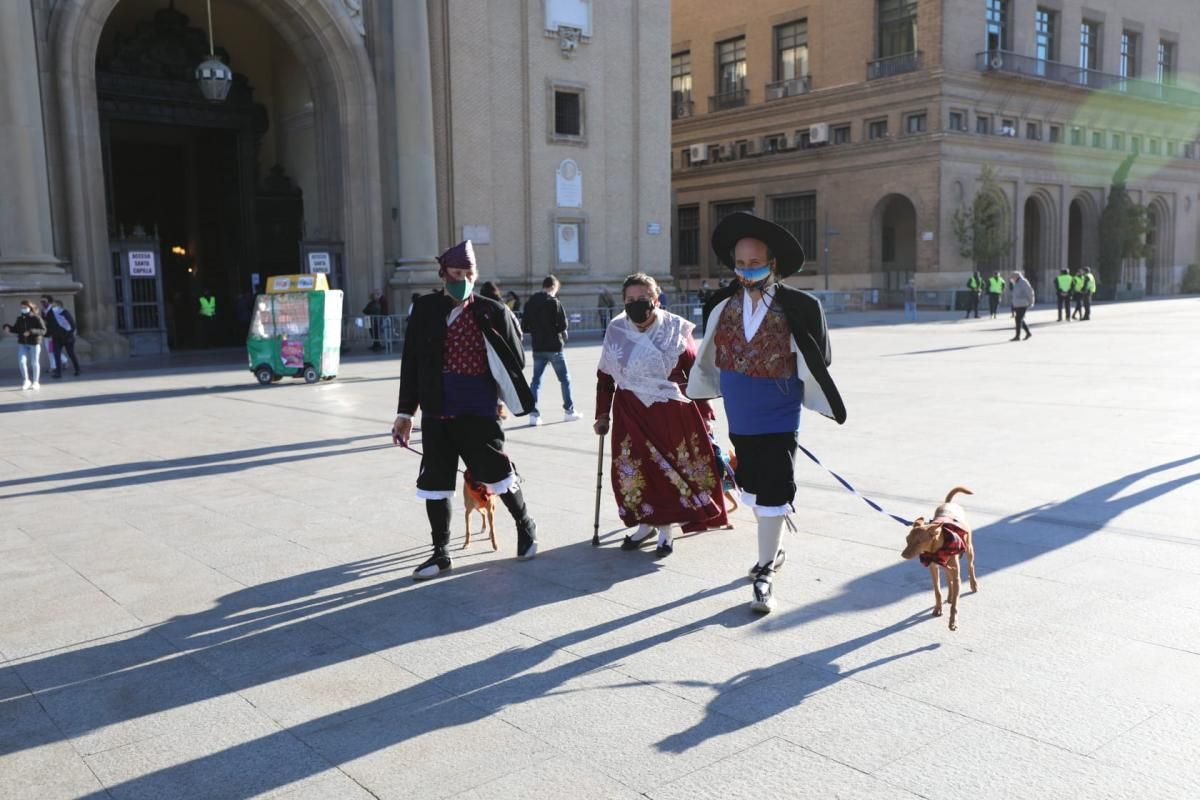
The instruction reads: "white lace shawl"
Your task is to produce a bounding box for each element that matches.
[597,309,694,406]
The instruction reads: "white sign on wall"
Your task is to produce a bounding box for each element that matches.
[921,231,935,241]
[544,0,591,36]
[307,251,332,273]
[462,225,492,245]
[556,222,581,263]
[128,250,157,277]
[556,159,582,208]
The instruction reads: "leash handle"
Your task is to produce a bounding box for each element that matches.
[796,444,913,527]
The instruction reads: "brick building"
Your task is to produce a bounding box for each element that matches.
[671,0,1200,299]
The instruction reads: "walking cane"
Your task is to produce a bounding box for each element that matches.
[592,433,605,546]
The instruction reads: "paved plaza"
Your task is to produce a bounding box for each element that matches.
[2,298,1198,799]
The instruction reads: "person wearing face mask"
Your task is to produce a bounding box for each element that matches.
[44,299,81,378]
[688,212,847,614]
[392,240,539,580]
[593,273,728,557]
[3,300,48,390]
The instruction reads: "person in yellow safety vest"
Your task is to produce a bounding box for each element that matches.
[1055,268,1074,321]
[1082,267,1097,320]
[964,271,983,319]
[198,290,217,347]
[1071,270,1086,320]
[986,272,1004,318]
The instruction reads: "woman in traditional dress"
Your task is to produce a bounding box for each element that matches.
[594,273,728,557]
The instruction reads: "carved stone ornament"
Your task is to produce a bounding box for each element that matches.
[557,25,582,58]
[342,0,365,36]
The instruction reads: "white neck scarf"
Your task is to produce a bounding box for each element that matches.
[597,309,694,406]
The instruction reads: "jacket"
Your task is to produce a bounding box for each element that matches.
[687,282,847,425]
[45,308,77,341]
[522,290,567,352]
[397,291,534,417]
[1011,277,1035,309]
[7,313,46,346]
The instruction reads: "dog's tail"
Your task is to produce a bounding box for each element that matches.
[944,486,974,503]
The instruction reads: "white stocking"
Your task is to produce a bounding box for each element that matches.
[757,515,785,569]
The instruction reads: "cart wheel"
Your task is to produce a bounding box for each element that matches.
[303,365,319,384]
[254,365,274,385]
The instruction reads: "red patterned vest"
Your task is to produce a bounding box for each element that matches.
[713,295,797,378]
[444,305,488,376]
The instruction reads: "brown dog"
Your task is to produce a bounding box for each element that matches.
[462,469,498,550]
[901,486,977,630]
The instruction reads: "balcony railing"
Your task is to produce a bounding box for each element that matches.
[709,88,749,112]
[765,76,812,100]
[976,50,1200,108]
[867,51,922,80]
[672,98,695,120]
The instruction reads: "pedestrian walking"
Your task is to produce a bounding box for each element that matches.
[1055,268,1073,321]
[597,286,615,327]
[522,275,580,426]
[44,299,81,378]
[1082,267,1096,320]
[3,300,47,390]
[362,290,384,351]
[480,281,504,303]
[1010,271,1035,341]
[594,273,728,558]
[987,272,1004,318]
[39,295,58,375]
[688,212,847,614]
[1071,269,1086,320]
[198,288,217,347]
[903,279,918,321]
[1009,274,1017,318]
[503,291,521,315]
[392,240,540,579]
[965,272,983,318]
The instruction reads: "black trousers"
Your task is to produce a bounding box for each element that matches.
[1057,292,1071,320]
[1014,307,1031,338]
[987,293,1000,316]
[51,334,80,374]
[416,415,514,495]
[1082,293,1092,319]
[965,293,980,318]
[1072,294,1084,318]
[728,431,798,508]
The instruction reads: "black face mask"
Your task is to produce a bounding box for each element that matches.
[624,299,653,324]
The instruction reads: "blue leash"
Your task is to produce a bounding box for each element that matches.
[796,444,913,527]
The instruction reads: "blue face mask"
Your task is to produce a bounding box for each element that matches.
[445,278,475,301]
[735,265,772,289]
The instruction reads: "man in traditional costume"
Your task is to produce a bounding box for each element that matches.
[392,241,539,579]
[688,213,847,613]
[594,273,728,557]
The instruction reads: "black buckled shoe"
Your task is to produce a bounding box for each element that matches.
[413,548,451,581]
[620,527,656,551]
[750,564,777,614]
[517,519,538,560]
[747,549,786,581]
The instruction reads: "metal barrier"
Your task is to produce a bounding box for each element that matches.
[344,315,405,353]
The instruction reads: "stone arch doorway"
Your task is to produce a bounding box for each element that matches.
[49,0,382,357]
[1145,198,1173,295]
[872,194,917,290]
[1067,193,1099,277]
[1022,190,1058,297]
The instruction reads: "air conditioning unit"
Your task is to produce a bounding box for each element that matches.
[809,123,829,144]
[765,83,787,101]
[988,54,1005,70]
[688,143,708,163]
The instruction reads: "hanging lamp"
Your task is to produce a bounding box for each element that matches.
[195,0,233,102]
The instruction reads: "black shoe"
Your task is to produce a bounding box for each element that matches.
[1010,337,1020,341]
[1023,332,1032,340]
[74,370,81,376]
[52,372,62,379]
[750,565,776,614]
[413,549,451,581]
[517,519,538,560]
[654,540,673,558]
[748,549,787,580]
[620,528,655,551]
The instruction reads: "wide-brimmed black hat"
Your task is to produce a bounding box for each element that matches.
[711,212,805,278]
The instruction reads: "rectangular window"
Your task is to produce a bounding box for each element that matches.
[1131,136,1142,154]
[775,20,809,81]
[553,89,583,138]
[717,37,747,96]
[1026,122,1040,140]
[771,194,818,260]
[1070,126,1083,145]
[671,52,692,118]
[905,112,927,134]
[712,200,756,240]
[1035,8,1058,64]
[877,0,918,59]
[976,115,991,135]
[1079,20,1100,72]
[677,205,699,266]
[1049,125,1061,143]
[1092,131,1104,148]
[1111,133,1124,151]
[868,118,889,140]
[1001,118,1016,136]
[949,110,967,132]
[832,124,851,144]
[1121,31,1140,78]
[1167,140,1177,157]
[1148,139,1160,155]
[1186,142,1196,159]
[797,130,812,149]
[985,0,1010,51]
[1157,40,1176,84]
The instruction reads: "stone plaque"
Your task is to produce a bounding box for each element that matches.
[556,159,582,208]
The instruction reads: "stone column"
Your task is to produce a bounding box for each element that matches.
[388,0,442,300]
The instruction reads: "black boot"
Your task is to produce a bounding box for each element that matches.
[500,488,538,560]
[415,499,453,580]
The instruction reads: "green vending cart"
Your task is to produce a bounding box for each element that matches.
[247,273,343,384]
